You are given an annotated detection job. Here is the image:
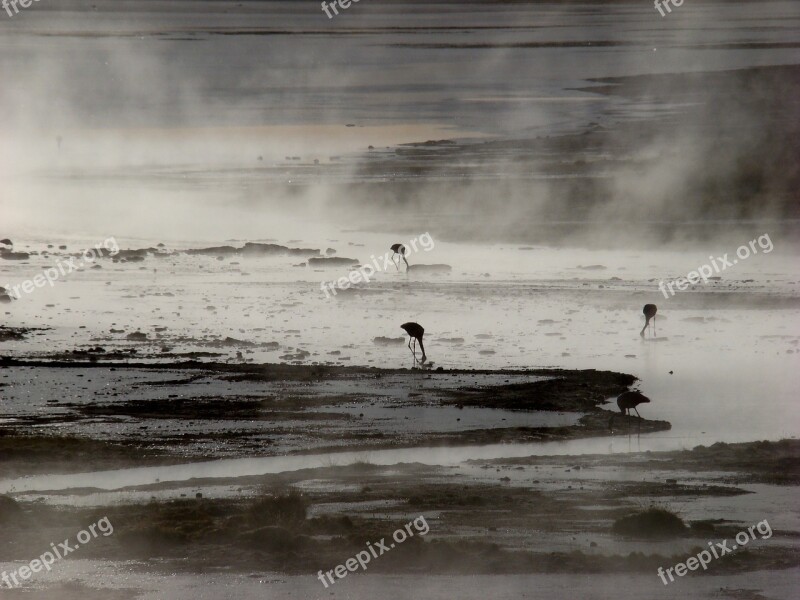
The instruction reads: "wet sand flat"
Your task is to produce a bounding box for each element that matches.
[0,361,667,477]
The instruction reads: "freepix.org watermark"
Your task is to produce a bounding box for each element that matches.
[321,0,360,19]
[2,517,114,589]
[657,519,772,585]
[317,515,429,587]
[654,0,685,17]
[320,233,435,299]
[658,233,773,299]
[3,0,40,18]
[4,237,119,299]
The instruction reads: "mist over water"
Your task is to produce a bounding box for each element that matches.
[1,1,798,247]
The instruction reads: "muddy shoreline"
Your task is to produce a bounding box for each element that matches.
[0,360,669,477]
[1,441,797,585]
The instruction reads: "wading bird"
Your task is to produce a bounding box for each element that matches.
[641,304,657,338]
[609,390,651,431]
[400,322,426,365]
[390,243,409,270]
[617,391,650,417]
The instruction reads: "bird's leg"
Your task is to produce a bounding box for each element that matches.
[407,337,415,362]
[392,253,400,271]
[633,407,641,419]
[402,255,409,270]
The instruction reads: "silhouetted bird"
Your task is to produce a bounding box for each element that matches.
[400,322,426,364]
[617,391,650,417]
[609,391,651,431]
[390,244,409,270]
[641,304,657,338]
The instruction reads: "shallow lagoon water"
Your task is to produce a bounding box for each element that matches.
[1,233,798,497]
[2,234,798,432]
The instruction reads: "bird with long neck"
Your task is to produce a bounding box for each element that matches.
[641,304,657,338]
[390,243,409,270]
[400,322,426,365]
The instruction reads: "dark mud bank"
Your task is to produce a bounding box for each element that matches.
[0,361,670,473]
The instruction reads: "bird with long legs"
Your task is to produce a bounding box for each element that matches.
[608,391,651,431]
[400,322,426,366]
[390,243,409,271]
[640,304,657,338]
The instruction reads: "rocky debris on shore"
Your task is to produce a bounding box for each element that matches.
[0,250,30,260]
[186,243,320,258]
[279,349,311,361]
[204,336,279,350]
[308,257,360,266]
[0,326,48,341]
[612,508,687,539]
[1,241,326,267]
[373,336,405,345]
[111,248,151,263]
[0,327,25,342]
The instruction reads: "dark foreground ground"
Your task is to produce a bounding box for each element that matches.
[0,358,669,476]
[0,440,797,597]
[0,361,797,599]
